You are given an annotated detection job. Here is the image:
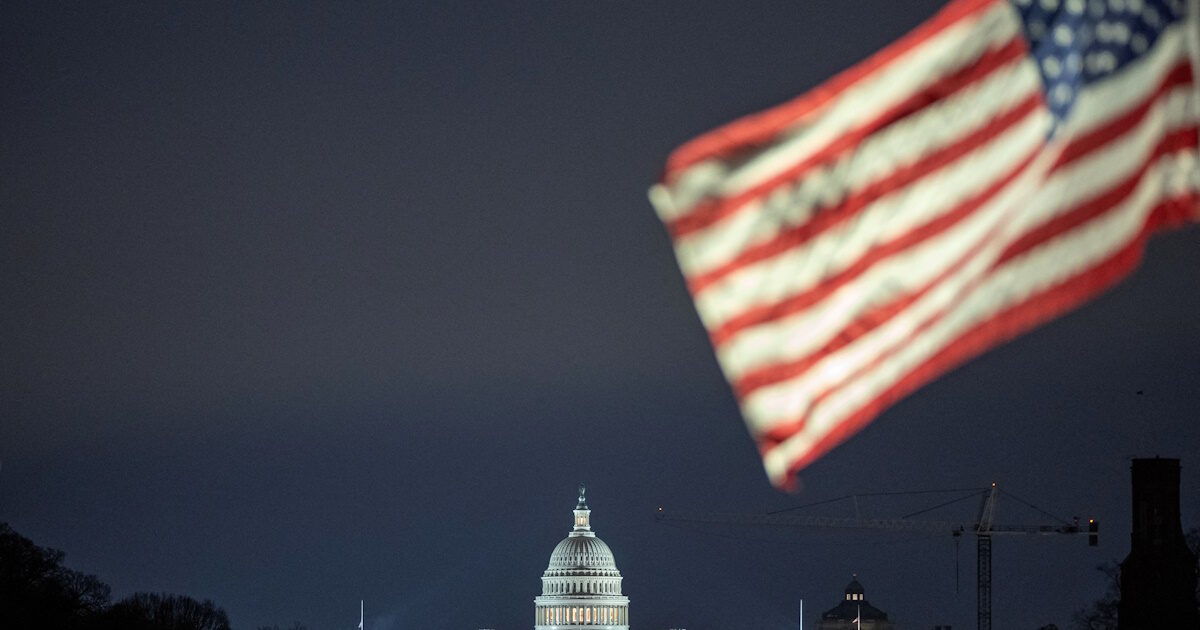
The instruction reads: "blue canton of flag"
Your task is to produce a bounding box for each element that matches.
[1014,0,1189,124]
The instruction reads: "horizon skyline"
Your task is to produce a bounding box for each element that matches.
[3,1,1197,628]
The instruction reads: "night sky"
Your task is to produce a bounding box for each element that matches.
[3,2,1198,629]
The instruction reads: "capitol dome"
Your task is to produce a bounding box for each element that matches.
[534,485,630,628]
[547,536,618,572]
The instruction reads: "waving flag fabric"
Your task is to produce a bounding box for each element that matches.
[649,0,1200,488]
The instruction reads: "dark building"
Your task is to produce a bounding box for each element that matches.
[818,574,894,630]
[1117,458,1199,629]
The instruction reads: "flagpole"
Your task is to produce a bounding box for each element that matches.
[359,599,364,630]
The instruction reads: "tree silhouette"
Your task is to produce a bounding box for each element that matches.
[98,592,231,630]
[0,522,111,629]
[1,522,233,630]
[1072,561,1121,630]
[1073,527,1200,630]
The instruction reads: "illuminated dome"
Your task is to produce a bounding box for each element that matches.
[547,536,617,572]
[534,485,630,628]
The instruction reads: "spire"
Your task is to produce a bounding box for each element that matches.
[571,483,593,536]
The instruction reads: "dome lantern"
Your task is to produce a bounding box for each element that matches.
[820,573,892,629]
[845,573,865,600]
[573,483,592,534]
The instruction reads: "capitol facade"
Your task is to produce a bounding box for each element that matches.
[534,485,630,628]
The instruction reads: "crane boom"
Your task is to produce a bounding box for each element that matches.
[654,485,1096,630]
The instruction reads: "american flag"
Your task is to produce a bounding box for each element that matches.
[649,0,1200,488]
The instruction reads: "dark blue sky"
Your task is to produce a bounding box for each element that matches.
[2,2,1197,629]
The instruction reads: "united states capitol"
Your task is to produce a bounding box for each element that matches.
[521,485,883,630]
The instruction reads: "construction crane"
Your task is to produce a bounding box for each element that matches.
[655,484,1099,630]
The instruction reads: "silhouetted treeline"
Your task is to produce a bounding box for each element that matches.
[102,592,231,630]
[0,522,230,630]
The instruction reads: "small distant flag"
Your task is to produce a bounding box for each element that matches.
[650,0,1200,488]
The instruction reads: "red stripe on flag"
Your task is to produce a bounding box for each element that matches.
[666,37,1029,239]
[662,0,1000,181]
[687,93,1043,296]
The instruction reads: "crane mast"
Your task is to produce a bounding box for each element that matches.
[976,485,996,630]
